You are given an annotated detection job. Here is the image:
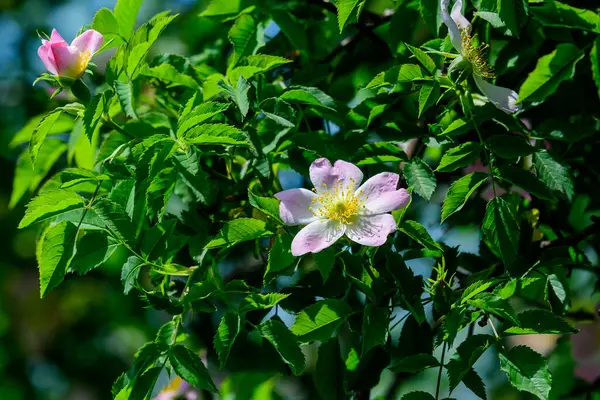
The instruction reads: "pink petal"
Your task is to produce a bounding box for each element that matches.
[38,44,58,75]
[275,188,319,226]
[309,158,363,192]
[51,44,82,78]
[49,29,66,44]
[356,172,410,214]
[345,214,396,246]
[71,29,104,54]
[291,219,345,256]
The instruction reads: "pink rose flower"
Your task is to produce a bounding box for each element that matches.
[275,158,410,256]
[37,29,103,80]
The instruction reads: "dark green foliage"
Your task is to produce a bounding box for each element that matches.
[8,0,600,398]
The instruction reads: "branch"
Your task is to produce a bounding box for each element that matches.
[541,216,600,248]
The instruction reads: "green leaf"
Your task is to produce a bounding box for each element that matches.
[404,158,437,201]
[182,123,248,146]
[482,197,520,265]
[244,54,292,70]
[436,142,481,172]
[19,190,85,228]
[420,0,443,36]
[121,256,144,294]
[406,43,437,74]
[397,315,433,359]
[177,101,230,136]
[503,309,576,335]
[233,76,251,118]
[214,311,241,368]
[38,221,77,297]
[485,135,536,159]
[29,110,63,166]
[354,142,407,166]
[248,190,283,223]
[533,150,574,201]
[140,64,199,89]
[497,0,528,37]
[92,8,122,49]
[228,14,264,66]
[418,82,440,117]
[467,293,519,324]
[10,112,74,148]
[460,280,498,304]
[264,235,295,283]
[440,117,473,136]
[591,37,600,100]
[129,367,161,400]
[388,354,439,373]
[258,320,305,375]
[496,166,555,201]
[499,346,552,399]
[260,98,296,128]
[386,251,426,323]
[401,392,435,400]
[397,64,427,83]
[82,89,113,142]
[400,220,442,251]
[114,0,144,38]
[463,368,487,400]
[446,334,495,391]
[92,198,136,245]
[441,173,488,222]
[169,345,218,393]
[315,339,345,400]
[280,86,336,111]
[239,293,290,313]
[70,232,120,275]
[114,80,137,119]
[205,218,273,249]
[314,247,335,283]
[10,140,67,209]
[291,299,352,343]
[146,167,176,220]
[270,10,309,54]
[201,0,245,17]
[337,0,366,33]
[362,305,389,355]
[155,321,178,347]
[546,273,568,314]
[518,43,585,105]
[530,1,600,33]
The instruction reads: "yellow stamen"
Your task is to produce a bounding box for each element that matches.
[308,178,366,225]
[458,25,495,79]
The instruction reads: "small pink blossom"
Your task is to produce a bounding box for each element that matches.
[275,158,410,256]
[38,29,103,80]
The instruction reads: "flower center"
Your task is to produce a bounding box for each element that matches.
[72,50,91,78]
[459,25,495,79]
[309,178,366,225]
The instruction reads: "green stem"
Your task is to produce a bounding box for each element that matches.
[104,116,136,139]
[463,92,498,196]
[435,342,447,400]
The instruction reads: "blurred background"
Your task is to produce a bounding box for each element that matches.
[0,1,201,399]
[1,0,600,399]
